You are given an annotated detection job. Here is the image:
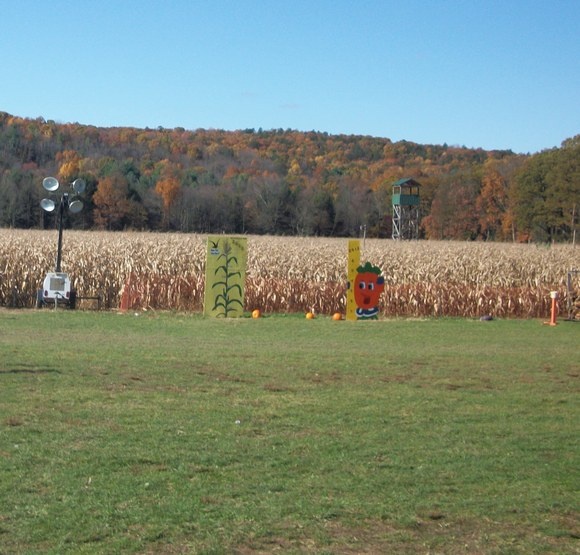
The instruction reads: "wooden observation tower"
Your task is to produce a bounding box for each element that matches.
[392,178,421,240]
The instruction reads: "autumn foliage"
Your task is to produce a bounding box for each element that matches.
[0,111,577,241]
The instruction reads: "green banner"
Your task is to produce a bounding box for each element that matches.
[204,236,247,317]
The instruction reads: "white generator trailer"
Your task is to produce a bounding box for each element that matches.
[36,272,77,309]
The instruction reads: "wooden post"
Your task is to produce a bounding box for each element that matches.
[346,240,360,321]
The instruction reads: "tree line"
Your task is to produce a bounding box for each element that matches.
[0,112,577,242]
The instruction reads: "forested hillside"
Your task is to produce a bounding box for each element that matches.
[0,112,577,241]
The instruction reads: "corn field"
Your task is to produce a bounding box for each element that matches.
[1,229,578,318]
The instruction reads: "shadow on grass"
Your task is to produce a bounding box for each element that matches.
[0,366,61,375]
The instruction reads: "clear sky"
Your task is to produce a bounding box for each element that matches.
[2,0,579,154]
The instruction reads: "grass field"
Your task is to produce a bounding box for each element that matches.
[0,310,578,554]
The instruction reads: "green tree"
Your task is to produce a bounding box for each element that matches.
[0,168,40,228]
[548,138,580,244]
[513,152,553,241]
[513,140,579,242]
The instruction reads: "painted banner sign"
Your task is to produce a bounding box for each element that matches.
[347,240,385,320]
[352,261,385,319]
[204,236,247,317]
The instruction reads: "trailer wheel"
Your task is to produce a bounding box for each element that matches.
[35,290,44,309]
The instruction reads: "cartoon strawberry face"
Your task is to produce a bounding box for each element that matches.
[353,262,384,310]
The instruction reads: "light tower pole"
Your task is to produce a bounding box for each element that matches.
[37,177,85,308]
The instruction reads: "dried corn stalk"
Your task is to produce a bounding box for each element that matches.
[1,230,577,317]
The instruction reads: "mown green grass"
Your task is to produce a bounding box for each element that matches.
[0,310,578,554]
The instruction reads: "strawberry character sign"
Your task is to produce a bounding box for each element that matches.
[349,261,385,319]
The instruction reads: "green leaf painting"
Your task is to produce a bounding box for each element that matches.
[204,236,247,317]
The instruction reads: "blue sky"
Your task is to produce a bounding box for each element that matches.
[2,0,579,153]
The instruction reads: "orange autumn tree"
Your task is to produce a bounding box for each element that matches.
[155,176,181,229]
[477,156,526,241]
[56,150,81,183]
[477,162,508,240]
[93,174,146,230]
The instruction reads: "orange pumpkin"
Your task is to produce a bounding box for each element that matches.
[332,312,342,320]
[252,309,261,318]
[305,312,315,319]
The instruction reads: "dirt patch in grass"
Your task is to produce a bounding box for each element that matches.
[263,382,295,392]
[232,513,580,554]
[303,371,342,385]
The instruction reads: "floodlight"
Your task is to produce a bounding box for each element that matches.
[68,200,83,214]
[39,175,85,287]
[72,178,86,194]
[43,177,59,192]
[40,198,56,212]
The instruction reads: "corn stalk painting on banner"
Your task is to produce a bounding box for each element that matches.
[204,236,247,317]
